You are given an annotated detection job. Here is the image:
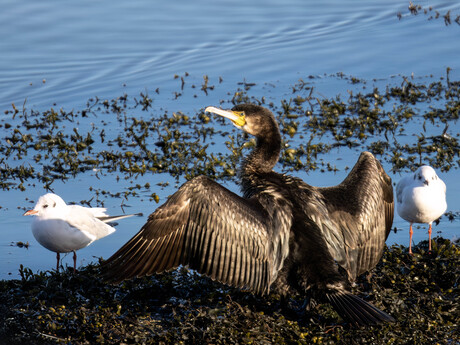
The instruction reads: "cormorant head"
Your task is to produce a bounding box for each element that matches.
[205,104,279,139]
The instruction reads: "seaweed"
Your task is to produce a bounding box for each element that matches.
[0,238,458,344]
[1,74,459,195]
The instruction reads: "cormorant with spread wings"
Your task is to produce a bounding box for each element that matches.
[102,104,394,325]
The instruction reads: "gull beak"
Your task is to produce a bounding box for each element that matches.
[205,106,246,127]
[23,209,39,216]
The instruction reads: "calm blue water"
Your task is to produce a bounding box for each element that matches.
[1,0,459,279]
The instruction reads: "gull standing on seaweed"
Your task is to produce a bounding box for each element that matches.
[103,104,395,326]
[396,166,447,254]
[24,193,141,272]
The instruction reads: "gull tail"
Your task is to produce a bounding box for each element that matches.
[326,290,394,326]
[98,213,143,224]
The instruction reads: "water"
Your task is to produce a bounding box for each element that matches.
[2,0,459,110]
[1,0,459,279]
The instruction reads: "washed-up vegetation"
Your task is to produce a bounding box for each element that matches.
[0,238,458,344]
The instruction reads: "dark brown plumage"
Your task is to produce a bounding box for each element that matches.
[102,104,394,325]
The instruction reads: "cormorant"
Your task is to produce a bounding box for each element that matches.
[396,166,447,253]
[102,104,395,325]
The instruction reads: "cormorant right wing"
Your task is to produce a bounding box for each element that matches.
[102,175,286,294]
[334,152,394,279]
[299,152,394,281]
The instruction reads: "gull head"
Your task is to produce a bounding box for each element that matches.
[413,165,439,186]
[23,193,67,217]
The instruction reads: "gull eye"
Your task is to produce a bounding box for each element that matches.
[43,204,48,209]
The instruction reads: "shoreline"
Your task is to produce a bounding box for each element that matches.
[1,238,458,344]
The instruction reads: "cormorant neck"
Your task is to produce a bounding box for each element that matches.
[241,130,281,176]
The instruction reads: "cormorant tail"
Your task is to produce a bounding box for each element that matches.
[326,290,394,326]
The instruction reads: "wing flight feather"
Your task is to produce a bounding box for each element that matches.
[103,176,286,294]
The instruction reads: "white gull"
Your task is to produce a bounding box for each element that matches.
[396,166,447,253]
[24,193,141,272]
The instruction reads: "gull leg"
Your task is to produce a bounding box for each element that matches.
[409,223,414,254]
[428,223,432,252]
[56,252,60,272]
[73,251,77,273]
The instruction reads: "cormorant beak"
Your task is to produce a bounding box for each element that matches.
[23,209,38,216]
[205,106,246,127]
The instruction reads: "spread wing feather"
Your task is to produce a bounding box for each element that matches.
[344,152,393,278]
[102,175,283,294]
[300,152,394,280]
